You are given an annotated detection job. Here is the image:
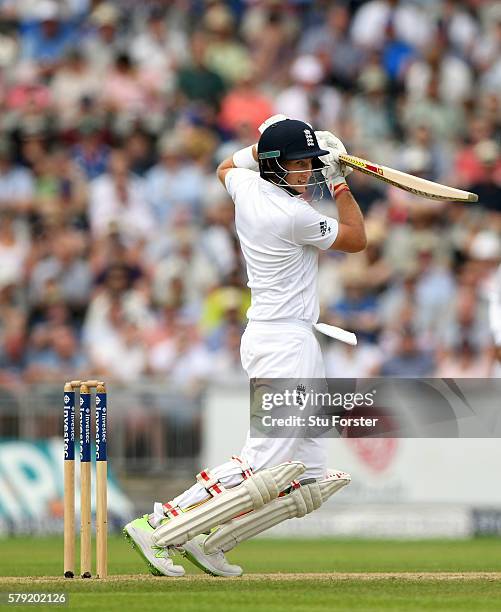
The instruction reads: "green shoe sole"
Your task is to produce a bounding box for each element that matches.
[123,527,163,576]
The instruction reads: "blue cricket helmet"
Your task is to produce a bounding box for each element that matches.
[258,119,328,162]
[257,119,328,191]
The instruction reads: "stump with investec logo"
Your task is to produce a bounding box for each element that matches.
[63,379,108,580]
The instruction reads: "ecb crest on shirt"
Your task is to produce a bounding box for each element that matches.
[319,220,330,236]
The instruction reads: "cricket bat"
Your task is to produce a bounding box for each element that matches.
[338,154,478,203]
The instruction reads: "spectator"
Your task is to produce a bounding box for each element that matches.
[328,271,381,344]
[405,39,473,104]
[25,324,87,382]
[469,141,501,213]
[439,0,479,58]
[206,294,246,353]
[241,4,297,84]
[211,322,248,383]
[71,120,110,180]
[123,129,156,177]
[145,134,206,227]
[0,140,34,213]
[399,124,451,184]
[130,8,188,95]
[454,117,499,187]
[0,210,29,289]
[82,262,154,353]
[87,307,147,382]
[380,327,435,377]
[218,67,274,139]
[473,5,501,70]
[20,1,76,75]
[203,4,252,85]
[88,150,154,241]
[381,266,420,330]
[82,3,124,77]
[201,272,250,337]
[27,230,91,317]
[274,55,341,129]
[101,53,152,117]
[0,292,27,378]
[349,64,394,150]
[474,7,501,93]
[402,73,465,141]
[5,62,52,118]
[149,321,212,393]
[351,0,435,52]
[50,50,100,128]
[201,188,239,278]
[436,339,492,378]
[28,148,87,224]
[152,233,218,316]
[347,169,385,214]
[177,31,226,111]
[300,3,365,90]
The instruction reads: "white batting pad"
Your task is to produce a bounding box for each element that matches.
[152,461,305,547]
[204,469,351,553]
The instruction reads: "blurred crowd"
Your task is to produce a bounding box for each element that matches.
[0,0,499,390]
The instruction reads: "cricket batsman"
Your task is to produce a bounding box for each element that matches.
[124,116,367,576]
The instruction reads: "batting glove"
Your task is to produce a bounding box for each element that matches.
[315,130,352,187]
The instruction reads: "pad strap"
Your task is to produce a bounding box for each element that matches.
[162,501,182,519]
[197,469,225,496]
[231,455,253,480]
[279,479,301,497]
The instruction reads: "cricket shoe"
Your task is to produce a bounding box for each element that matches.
[123,515,185,577]
[179,534,243,577]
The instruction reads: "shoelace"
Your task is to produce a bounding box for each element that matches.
[213,549,225,561]
[211,548,231,565]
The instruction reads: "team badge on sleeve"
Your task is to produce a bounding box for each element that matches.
[319,220,331,236]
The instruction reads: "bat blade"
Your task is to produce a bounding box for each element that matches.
[338,154,478,203]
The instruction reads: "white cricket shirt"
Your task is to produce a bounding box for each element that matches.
[225,168,338,323]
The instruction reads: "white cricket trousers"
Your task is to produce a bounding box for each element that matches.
[171,320,328,511]
[239,320,328,481]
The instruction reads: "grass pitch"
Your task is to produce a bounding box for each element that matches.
[0,537,500,611]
